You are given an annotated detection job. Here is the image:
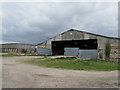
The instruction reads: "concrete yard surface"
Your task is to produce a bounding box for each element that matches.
[2,56,119,88]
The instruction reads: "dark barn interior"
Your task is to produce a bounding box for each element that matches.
[52,39,97,55]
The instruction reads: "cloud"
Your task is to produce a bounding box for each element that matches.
[1,2,118,44]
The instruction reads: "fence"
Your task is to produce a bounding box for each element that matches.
[64,48,79,57]
[37,48,52,55]
[79,49,98,59]
[64,48,97,59]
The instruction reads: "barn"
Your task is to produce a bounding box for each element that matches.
[1,43,35,54]
[38,29,120,61]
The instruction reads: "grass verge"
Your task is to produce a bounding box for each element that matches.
[1,53,19,57]
[23,57,120,71]
[0,53,49,57]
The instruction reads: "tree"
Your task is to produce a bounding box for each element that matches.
[105,41,111,60]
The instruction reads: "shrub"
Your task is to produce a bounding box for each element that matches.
[105,41,111,60]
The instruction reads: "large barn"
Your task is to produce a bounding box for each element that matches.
[38,29,120,61]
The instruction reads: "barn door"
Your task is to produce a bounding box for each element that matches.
[64,48,79,56]
[79,49,98,59]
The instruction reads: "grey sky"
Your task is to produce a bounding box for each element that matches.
[1,2,118,44]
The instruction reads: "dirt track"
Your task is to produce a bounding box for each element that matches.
[2,56,119,88]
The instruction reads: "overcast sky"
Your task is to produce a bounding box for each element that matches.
[1,2,118,44]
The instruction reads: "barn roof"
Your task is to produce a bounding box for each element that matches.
[1,43,35,46]
[38,29,120,45]
[63,29,119,39]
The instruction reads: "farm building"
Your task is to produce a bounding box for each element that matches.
[38,29,120,61]
[1,43,35,54]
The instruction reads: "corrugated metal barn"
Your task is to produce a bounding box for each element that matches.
[1,43,35,54]
[38,29,120,61]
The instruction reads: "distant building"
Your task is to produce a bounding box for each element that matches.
[38,29,120,61]
[1,43,35,54]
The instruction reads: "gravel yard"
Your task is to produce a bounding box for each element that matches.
[2,56,119,88]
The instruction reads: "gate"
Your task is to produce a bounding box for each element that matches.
[79,49,98,59]
[64,48,79,56]
[37,48,52,55]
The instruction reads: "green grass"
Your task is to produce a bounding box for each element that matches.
[23,57,120,71]
[0,53,50,57]
[0,51,5,53]
[1,53,19,57]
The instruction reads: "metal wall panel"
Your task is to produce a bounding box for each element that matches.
[64,48,79,56]
[79,49,98,59]
[37,48,52,55]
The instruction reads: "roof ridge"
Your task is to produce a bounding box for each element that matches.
[66,29,119,39]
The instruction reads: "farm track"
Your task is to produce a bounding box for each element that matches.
[2,56,119,88]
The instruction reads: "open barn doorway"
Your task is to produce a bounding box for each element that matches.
[52,39,98,59]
